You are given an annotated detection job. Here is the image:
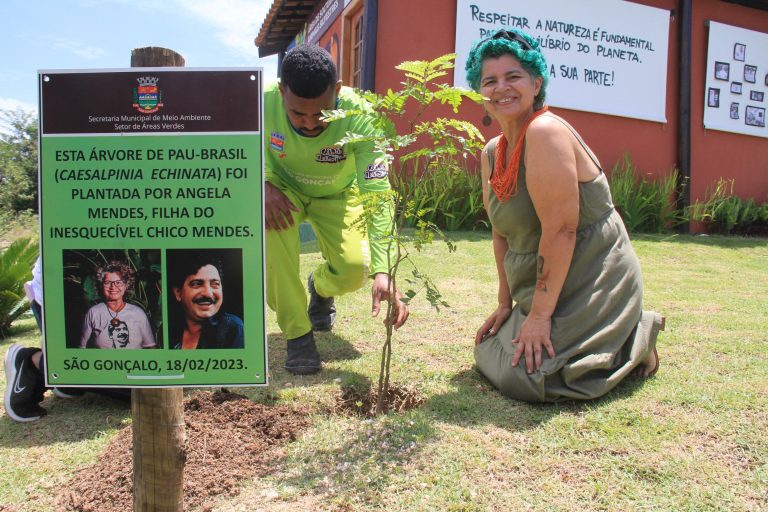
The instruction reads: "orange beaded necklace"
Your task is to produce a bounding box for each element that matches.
[490,106,549,202]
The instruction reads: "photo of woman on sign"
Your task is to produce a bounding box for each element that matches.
[79,260,156,349]
[63,249,162,349]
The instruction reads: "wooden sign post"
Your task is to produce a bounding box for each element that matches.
[39,43,265,511]
[130,47,186,512]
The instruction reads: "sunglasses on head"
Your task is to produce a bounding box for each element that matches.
[483,29,533,51]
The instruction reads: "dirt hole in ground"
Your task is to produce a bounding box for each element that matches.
[334,384,425,417]
[55,390,309,512]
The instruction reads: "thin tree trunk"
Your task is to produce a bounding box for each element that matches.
[131,46,186,512]
[375,193,403,415]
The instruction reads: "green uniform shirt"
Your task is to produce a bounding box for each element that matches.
[264,83,395,274]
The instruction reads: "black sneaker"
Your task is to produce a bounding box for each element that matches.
[308,272,336,331]
[3,344,47,422]
[284,331,322,375]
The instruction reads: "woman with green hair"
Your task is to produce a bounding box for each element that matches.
[468,28,663,402]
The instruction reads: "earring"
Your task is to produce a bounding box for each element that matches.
[482,111,492,127]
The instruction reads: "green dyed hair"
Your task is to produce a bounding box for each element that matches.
[465,28,549,110]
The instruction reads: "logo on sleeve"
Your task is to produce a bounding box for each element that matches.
[270,131,285,152]
[315,147,346,163]
[364,163,388,179]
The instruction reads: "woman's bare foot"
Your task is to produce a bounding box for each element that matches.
[631,347,659,378]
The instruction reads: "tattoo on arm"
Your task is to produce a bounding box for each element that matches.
[536,255,548,292]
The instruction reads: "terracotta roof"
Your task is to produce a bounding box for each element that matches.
[255,0,319,57]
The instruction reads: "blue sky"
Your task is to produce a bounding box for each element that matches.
[0,0,279,114]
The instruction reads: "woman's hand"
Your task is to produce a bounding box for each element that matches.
[475,305,513,345]
[511,315,556,373]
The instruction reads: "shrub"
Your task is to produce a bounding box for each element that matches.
[0,237,38,338]
[688,178,768,235]
[392,165,488,231]
[759,203,768,224]
[608,153,687,233]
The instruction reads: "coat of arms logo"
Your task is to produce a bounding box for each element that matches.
[132,76,163,114]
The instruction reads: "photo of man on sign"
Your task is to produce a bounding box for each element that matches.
[167,249,245,350]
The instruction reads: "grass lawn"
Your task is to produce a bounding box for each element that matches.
[1,231,767,511]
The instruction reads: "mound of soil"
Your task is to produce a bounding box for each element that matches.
[335,384,425,417]
[55,390,309,512]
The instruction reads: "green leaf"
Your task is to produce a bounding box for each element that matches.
[321,108,364,122]
[0,237,38,337]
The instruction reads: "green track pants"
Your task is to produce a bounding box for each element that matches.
[266,182,370,340]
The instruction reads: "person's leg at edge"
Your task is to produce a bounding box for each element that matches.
[306,188,370,305]
[3,345,47,422]
[34,350,127,402]
[29,303,86,399]
[265,183,321,374]
[30,299,42,331]
[4,300,47,421]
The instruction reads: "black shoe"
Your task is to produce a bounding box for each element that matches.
[284,331,322,375]
[3,344,47,422]
[308,272,336,331]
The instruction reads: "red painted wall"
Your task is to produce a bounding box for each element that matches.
[318,15,343,70]
[374,0,472,170]
[690,0,768,204]
[374,0,768,208]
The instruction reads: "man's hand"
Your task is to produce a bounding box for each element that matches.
[371,273,409,329]
[265,182,300,230]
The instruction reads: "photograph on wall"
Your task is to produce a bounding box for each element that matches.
[63,249,162,350]
[733,42,746,61]
[745,105,765,127]
[708,88,720,108]
[730,102,740,119]
[744,65,757,83]
[166,248,245,350]
[714,62,730,81]
[765,73,768,86]
[704,21,768,138]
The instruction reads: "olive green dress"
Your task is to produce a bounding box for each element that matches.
[474,115,662,402]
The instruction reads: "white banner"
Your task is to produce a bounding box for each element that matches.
[454,0,670,123]
[703,21,767,138]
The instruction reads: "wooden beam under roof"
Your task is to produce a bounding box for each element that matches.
[255,0,319,57]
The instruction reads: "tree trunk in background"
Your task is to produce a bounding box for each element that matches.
[131,46,186,512]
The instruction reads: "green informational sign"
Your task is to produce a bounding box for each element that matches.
[39,69,266,387]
